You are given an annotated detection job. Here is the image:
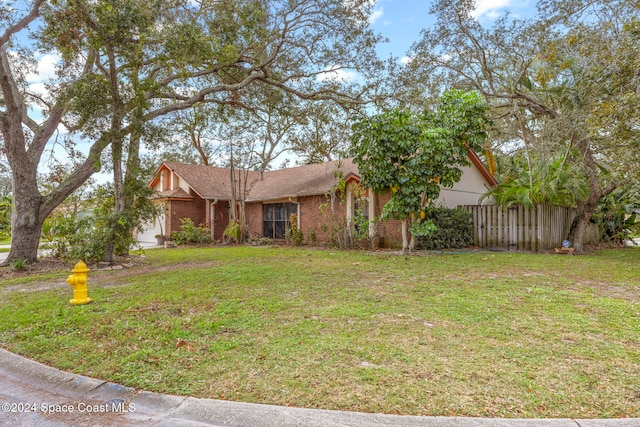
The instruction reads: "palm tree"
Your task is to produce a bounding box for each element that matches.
[482,154,588,208]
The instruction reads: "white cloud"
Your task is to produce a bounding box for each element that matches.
[342,0,383,24]
[28,82,47,96]
[471,0,522,19]
[26,53,60,83]
[400,56,413,65]
[369,7,384,24]
[57,122,69,135]
[316,66,359,82]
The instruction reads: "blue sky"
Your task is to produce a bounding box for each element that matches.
[369,0,535,62]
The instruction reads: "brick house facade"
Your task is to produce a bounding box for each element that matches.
[139,155,496,247]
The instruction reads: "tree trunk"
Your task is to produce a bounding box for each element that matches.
[104,137,124,264]
[239,168,250,243]
[569,212,589,254]
[4,194,44,265]
[2,143,106,266]
[401,219,409,251]
[569,189,602,253]
[229,156,237,224]
[567,136,618,253]
[409,232,417,251]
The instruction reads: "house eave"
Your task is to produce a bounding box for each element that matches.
[467,149,497,187]
[246,195,299,204]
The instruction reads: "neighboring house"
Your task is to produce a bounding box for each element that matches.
[139,152,496,247]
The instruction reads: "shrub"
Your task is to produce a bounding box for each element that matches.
[589,187,640,244]
[223,220,242,244]
[172,218,212,245]
[308,229,317,245]
[10,258,25,271]
[41,214,109,263]
[285,214,304,246]
[36,181,157,263]
[416,206,474,250]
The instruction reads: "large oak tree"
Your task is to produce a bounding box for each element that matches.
[0,0,383,264]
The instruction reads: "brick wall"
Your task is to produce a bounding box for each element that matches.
[299,194,345,244]
[163,190,405,247]
[212,201,230,241]
[242,192,405,247]
[373,191,403,247]
[244,196,343,242]
[167,195,206,239]
[245,202,263,238]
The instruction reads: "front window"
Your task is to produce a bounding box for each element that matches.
[353,197,369,234]
[263,203,298,239]
[347,181,370,238]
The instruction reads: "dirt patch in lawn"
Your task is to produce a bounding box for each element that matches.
[0,256,218,294]
[0,258,71,282]
[573,279,640,301]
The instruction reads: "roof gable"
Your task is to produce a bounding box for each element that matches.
[467,149,497,187]
[160,162,260,200]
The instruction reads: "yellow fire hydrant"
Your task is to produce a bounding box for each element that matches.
[66,260,92,305]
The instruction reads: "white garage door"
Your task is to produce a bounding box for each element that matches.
[137,213,165,243]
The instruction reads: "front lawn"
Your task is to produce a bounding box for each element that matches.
[0,246,638,418]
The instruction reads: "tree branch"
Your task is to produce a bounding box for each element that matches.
[0,0,45,46]
[27,50,97,166]
[41,132,110,218]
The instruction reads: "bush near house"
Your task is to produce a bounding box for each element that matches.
[417,206,474,250]
[171,218,212,245]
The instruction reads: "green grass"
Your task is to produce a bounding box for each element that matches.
[0,246,638,418]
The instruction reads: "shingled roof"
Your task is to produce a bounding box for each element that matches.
[154,159,358,201]
[155,187,193,200]
[153,155,494,202]
[159,162,259,200]
[247,158,359,201]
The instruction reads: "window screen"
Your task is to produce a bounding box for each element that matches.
[263,203,297,239]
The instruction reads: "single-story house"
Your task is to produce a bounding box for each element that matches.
[138,152,496,247]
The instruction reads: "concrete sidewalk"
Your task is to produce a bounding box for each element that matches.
[0,245,9,263]
[0,349,637,427]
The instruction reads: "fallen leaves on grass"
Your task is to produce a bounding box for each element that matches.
[176,338,195,352]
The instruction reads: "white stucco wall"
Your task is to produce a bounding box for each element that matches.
[435,164,493,208]
[178,175,190,193]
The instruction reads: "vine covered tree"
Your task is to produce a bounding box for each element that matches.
[351,90,490,251]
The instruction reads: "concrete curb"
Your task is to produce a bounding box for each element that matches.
[1,349,639,427]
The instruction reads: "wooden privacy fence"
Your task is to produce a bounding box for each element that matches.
[462,205,579,252]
